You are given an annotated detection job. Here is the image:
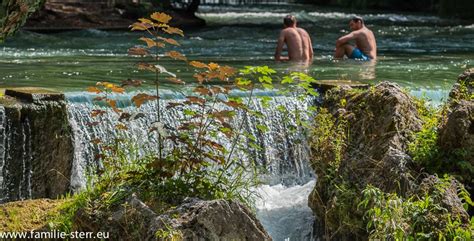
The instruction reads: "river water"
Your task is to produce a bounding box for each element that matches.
[1,4,473,98]
[0,3,473,241]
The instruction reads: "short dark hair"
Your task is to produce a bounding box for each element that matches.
[351,16,364,25]
[283,15,296,26]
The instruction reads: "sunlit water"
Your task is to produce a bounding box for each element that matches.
[1,4,473,240]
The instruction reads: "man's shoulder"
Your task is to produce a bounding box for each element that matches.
[296,27,309,34]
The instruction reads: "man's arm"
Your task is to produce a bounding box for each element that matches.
[336,32,355,47]
[308,33,314,60]
[274,31,287,61]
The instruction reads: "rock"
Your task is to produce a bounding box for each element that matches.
[322,82,422,192]
[438,100,474,159]
[4,88,65,102]
[0,88,74,202]
[309,82,424,239]
[311,80,370,94]
[418,175,470,225]
[438,69,474,198]
[74,195,272,241]
[448,68,473,103]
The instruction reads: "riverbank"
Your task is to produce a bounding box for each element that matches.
[23,2,205,32]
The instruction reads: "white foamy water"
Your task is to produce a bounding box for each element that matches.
[256,180,316,241]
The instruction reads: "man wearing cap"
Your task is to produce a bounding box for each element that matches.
[275,15,313,63]
[334,16,377,61]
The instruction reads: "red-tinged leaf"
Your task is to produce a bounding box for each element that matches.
[208,62,220,70]
[186,96,206,105]
[91,138,102,145]
[218,72,227,81]
[193,73,206,84]
[220,65,237,76]
[112,107,121,114]
[189,61,208,69]
[110,85,125,94]
[87,86,102,94]
[224,100,244,109]
[166,77,185,84]
[166,51,187,61]
[150,12,172,24]
[137,62,157,72]
[166,102,184,109]
[212,110,235,123]
[93,96,106,101]
[128,47,149,56]
[223,86,232,94]
[193,86,210,95]
[163,26,184,36]
[107,99,117,108]
[130,22,152,31]
[132,93,158,107]
[119,112,131,122]
[115,123,128,130]
[138,18,154,24]
[206,71,220,80]
[158,37,180,46]
[95,154,106,160]
[210,86,225,95]
[87,121,100,126]
[121,79,143,87]
[91,109,106,118]
[140,37,158,48]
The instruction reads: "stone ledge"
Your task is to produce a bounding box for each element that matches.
[4,88,65,102]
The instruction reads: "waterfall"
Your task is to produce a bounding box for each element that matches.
[66,91,315,189]
[66,90,317,240]
[0,107,6,202]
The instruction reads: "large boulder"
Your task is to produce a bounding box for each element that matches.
[438,68,474,196]
[308,82,423,239]
[316,82,423,192]
[0,88,74,202]
[74,195,272,241]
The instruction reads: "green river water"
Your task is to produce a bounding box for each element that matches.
[0,4,473,102]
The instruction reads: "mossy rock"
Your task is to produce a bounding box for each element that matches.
[311,80,369,94]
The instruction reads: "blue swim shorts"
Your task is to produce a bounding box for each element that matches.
[350,48,370,61]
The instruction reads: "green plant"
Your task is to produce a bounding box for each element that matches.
[408,97,441,167]
[359,175,473,241]
[81,12,320,213]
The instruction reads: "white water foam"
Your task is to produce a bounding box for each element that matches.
[256,180,316,241]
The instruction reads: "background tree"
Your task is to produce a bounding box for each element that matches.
[0,0,45,42]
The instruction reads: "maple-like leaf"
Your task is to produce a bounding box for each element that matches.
[151,12,172,24]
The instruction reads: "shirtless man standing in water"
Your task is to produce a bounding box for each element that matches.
[275,15,313,63]
[334,16,377,61]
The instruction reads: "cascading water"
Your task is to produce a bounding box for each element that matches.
[0,107,6,201]
[66,90,317,240]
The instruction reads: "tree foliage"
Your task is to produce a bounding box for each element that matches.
[0,0,44,42]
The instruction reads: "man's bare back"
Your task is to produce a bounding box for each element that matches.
[275,15,313,62]
[352,27,376,59]
[334,17,377,60]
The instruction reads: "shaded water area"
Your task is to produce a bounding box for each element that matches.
[0,3,473,241]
